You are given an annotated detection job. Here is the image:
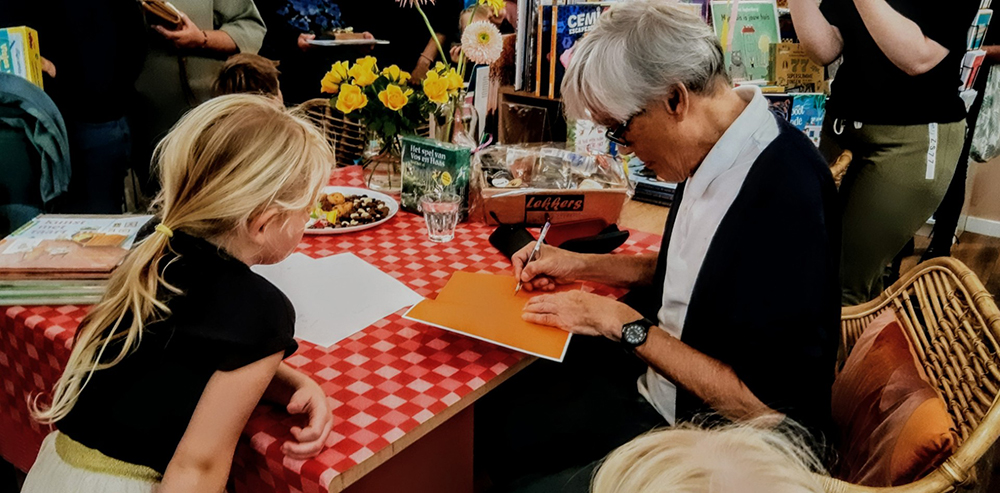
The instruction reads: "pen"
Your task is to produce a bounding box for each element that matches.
[515,220,551,294]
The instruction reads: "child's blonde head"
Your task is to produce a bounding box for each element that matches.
[591,421,826,493]
[32,95,332,423]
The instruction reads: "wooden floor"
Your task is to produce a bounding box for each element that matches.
[902,232,1000,299]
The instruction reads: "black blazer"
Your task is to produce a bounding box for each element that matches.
[631,118,841,440]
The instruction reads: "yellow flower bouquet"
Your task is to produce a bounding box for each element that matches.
[321,56,463,150]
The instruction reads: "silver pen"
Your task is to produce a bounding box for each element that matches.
[515,220,552,294]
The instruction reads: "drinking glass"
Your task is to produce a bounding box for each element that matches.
[420,193,461,243]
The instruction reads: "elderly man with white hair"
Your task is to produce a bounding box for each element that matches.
[475,2,841,492]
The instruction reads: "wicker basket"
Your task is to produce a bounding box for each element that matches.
[297,98,430,167]
[820,257,1000,493]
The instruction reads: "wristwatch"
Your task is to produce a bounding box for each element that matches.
[621,318,654,351]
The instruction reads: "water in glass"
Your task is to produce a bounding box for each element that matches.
[421,195,461,242]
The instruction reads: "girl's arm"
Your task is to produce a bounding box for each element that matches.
[788,0,844,65]
[853,0,949,76]
[159,352,283,493]
[263,363,334,459]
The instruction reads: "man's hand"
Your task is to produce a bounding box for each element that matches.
[523,291,641,340]
[154,13,206,50]
[512,242,587,292]
[282,376,333,459]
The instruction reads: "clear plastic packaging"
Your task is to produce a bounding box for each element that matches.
[470,143,634,225]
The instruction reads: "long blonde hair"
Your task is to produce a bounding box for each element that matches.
[591,421,826,493]
[31,95,333,423]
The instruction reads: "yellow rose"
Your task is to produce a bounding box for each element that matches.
[444,69,464,93]
[480,0,504,16]
[320,61,350,94]
[381,65,411,84]
[378,84,413,111]
[422,71,450,104]
[335,83,368,114]
[349,56,379,87]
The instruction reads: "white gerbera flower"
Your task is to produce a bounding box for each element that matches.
[461,21,503,65]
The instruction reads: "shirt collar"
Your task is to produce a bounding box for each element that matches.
[686,85,776,197]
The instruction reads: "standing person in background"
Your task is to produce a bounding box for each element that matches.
[256,0,376,105]
[925,31,1000,260]
[790,0,978,305]
[131,0,265,197]
[0,3,146,214]
[342,0,463,82]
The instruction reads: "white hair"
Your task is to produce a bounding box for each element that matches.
[562,0,729,126]
[591,421,826,493]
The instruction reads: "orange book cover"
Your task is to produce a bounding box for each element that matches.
[403,271,576,362]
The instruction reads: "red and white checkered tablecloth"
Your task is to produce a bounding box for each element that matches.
[0,166,662,492]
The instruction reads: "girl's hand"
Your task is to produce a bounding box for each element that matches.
[282,377,333,459]
[154,13,206,50]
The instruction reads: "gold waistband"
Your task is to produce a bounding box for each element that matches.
[55,432,163,483]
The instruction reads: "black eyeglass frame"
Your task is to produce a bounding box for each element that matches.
[605,109,644,146]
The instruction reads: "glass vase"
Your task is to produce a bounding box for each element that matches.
[362,130,402,194]
[429,98,479,147]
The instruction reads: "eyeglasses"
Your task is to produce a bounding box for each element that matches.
[605,110,643,147]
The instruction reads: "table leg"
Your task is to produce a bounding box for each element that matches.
[343,406,474,493]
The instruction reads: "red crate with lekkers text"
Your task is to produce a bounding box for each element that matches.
[476,185,628,226]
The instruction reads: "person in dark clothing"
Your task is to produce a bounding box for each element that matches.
[341,0,464,82]
[791,0,979,304]
[257,0,376,105]
[925,29,1000,260]
[0,3,147,214]
[476,3,841,492]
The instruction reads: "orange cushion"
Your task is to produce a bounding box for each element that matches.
[831,310,957,486]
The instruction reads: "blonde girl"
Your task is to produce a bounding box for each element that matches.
[591,422,826,493]
[23,95,335,493]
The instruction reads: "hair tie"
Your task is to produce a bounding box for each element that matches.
[155,224,174,238]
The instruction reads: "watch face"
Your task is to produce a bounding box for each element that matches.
[623,324,644,345]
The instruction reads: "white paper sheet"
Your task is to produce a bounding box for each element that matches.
[252,253,424,347]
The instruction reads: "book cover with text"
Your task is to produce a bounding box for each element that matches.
[711,1,780,83]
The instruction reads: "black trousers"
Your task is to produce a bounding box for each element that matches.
[474,336,667,493]
[929,127,974,254]
[929,86,988,255]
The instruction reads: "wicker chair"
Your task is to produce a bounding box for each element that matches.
[296,98,431,167]
[297,98,366,166]
[820,257,1000,493]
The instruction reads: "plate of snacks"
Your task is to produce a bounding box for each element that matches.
[306,187,398,234]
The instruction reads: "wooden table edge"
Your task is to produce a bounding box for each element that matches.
[326,355,537,492]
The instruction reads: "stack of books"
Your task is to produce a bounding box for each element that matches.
[627,159,677,206]
[961,7,992,94]
[0,215,152,306]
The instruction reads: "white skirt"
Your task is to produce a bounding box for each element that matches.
[21,432,160,493]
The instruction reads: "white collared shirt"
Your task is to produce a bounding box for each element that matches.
[637,85,780,424]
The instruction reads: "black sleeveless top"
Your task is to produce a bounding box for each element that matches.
[58,232,298,474]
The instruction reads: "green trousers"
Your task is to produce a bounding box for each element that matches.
[821,118,966,306]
